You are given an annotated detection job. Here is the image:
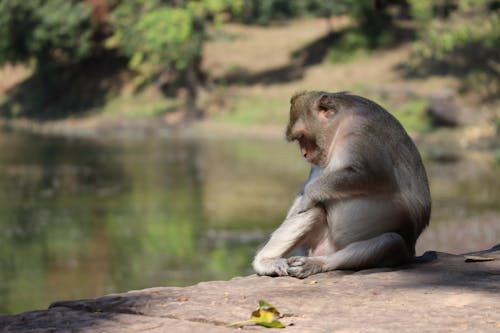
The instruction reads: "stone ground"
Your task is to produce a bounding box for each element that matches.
[1,245,499,333]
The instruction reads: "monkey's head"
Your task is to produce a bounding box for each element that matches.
[286,91,339,167]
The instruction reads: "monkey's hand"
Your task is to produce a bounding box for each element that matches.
[287,256,324,278]
[298,176,327,213]
[253,258,289,277]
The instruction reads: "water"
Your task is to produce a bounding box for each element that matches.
[0,129,499,314]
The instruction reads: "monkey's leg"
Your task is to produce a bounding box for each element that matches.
[253,201,325,277]
[287,232,410,278]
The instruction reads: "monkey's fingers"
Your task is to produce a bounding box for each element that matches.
[273,258,290,276]
[287,256,323,278]
[287,256,307,266]
[255,258,289,276]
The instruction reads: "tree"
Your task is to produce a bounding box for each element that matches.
[106,0,243,119]
[406,0,499,97]
[0,0,94,98]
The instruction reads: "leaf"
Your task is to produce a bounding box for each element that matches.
[255,320,286,329]
[464,255,496,262]
[227,299,285,329]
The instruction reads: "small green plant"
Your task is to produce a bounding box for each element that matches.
[327,30,369,63]
[227,300,285,328]
[392,98,432,133]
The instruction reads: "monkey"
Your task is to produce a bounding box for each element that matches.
[253,91,431,278]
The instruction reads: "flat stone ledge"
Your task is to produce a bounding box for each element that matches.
[1,245,499,333]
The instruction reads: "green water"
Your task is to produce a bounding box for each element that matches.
[0,129,498,314]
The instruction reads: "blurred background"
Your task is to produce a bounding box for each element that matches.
[0,0,499,314]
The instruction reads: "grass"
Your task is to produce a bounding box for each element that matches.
[212,95,287,126]
[390,98,431,133]
[99,90,178,119]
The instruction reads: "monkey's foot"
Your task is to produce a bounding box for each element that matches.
[253,258,289,277]
[287,256,324,279]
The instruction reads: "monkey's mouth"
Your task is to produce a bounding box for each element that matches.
[298,138,314,163]
[297,136,319,164]
[301,146,311,161]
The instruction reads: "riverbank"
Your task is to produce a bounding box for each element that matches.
[1,244,499,332]
[1,115,497,158]
[1,18,498,145]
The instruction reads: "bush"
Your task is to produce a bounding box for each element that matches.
[236,0,346,25]
[326,0,407,63]
[0,0,94,68]
[107,1,242,86]
[405,0,499,97]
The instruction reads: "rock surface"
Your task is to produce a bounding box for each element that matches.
[1,245,499,333]
[426,89,461,127]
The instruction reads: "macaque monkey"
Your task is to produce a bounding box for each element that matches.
[253,91,431,278]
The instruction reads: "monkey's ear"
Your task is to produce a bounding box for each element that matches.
[314,94,336,116]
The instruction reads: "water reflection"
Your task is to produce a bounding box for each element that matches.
[0,129,498,314]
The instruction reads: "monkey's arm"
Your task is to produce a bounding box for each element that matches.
[253,196,324,276]
[301,145,395,211]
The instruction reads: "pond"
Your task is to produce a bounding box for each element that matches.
[0,128,499,314]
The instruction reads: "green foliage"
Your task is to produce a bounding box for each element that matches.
[327,0,403,63]
[107,0,242,85]
[344,0,395,46]
[327,31,370,63]
[408,1,498,61]
[0,0,93,67]
[0,0,244,107]
[108,4,195,74]
[391,98,431,133]
[408,0,434,21]
[405,0,499,97]
[236,0,346,24]
[135,8,194,72]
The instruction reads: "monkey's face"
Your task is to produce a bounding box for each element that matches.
[286,98,328,167]
[299,136,324,165]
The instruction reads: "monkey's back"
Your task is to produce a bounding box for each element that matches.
[335,93,431,242]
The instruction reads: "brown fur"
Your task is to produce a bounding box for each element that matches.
[253,91,431,278]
